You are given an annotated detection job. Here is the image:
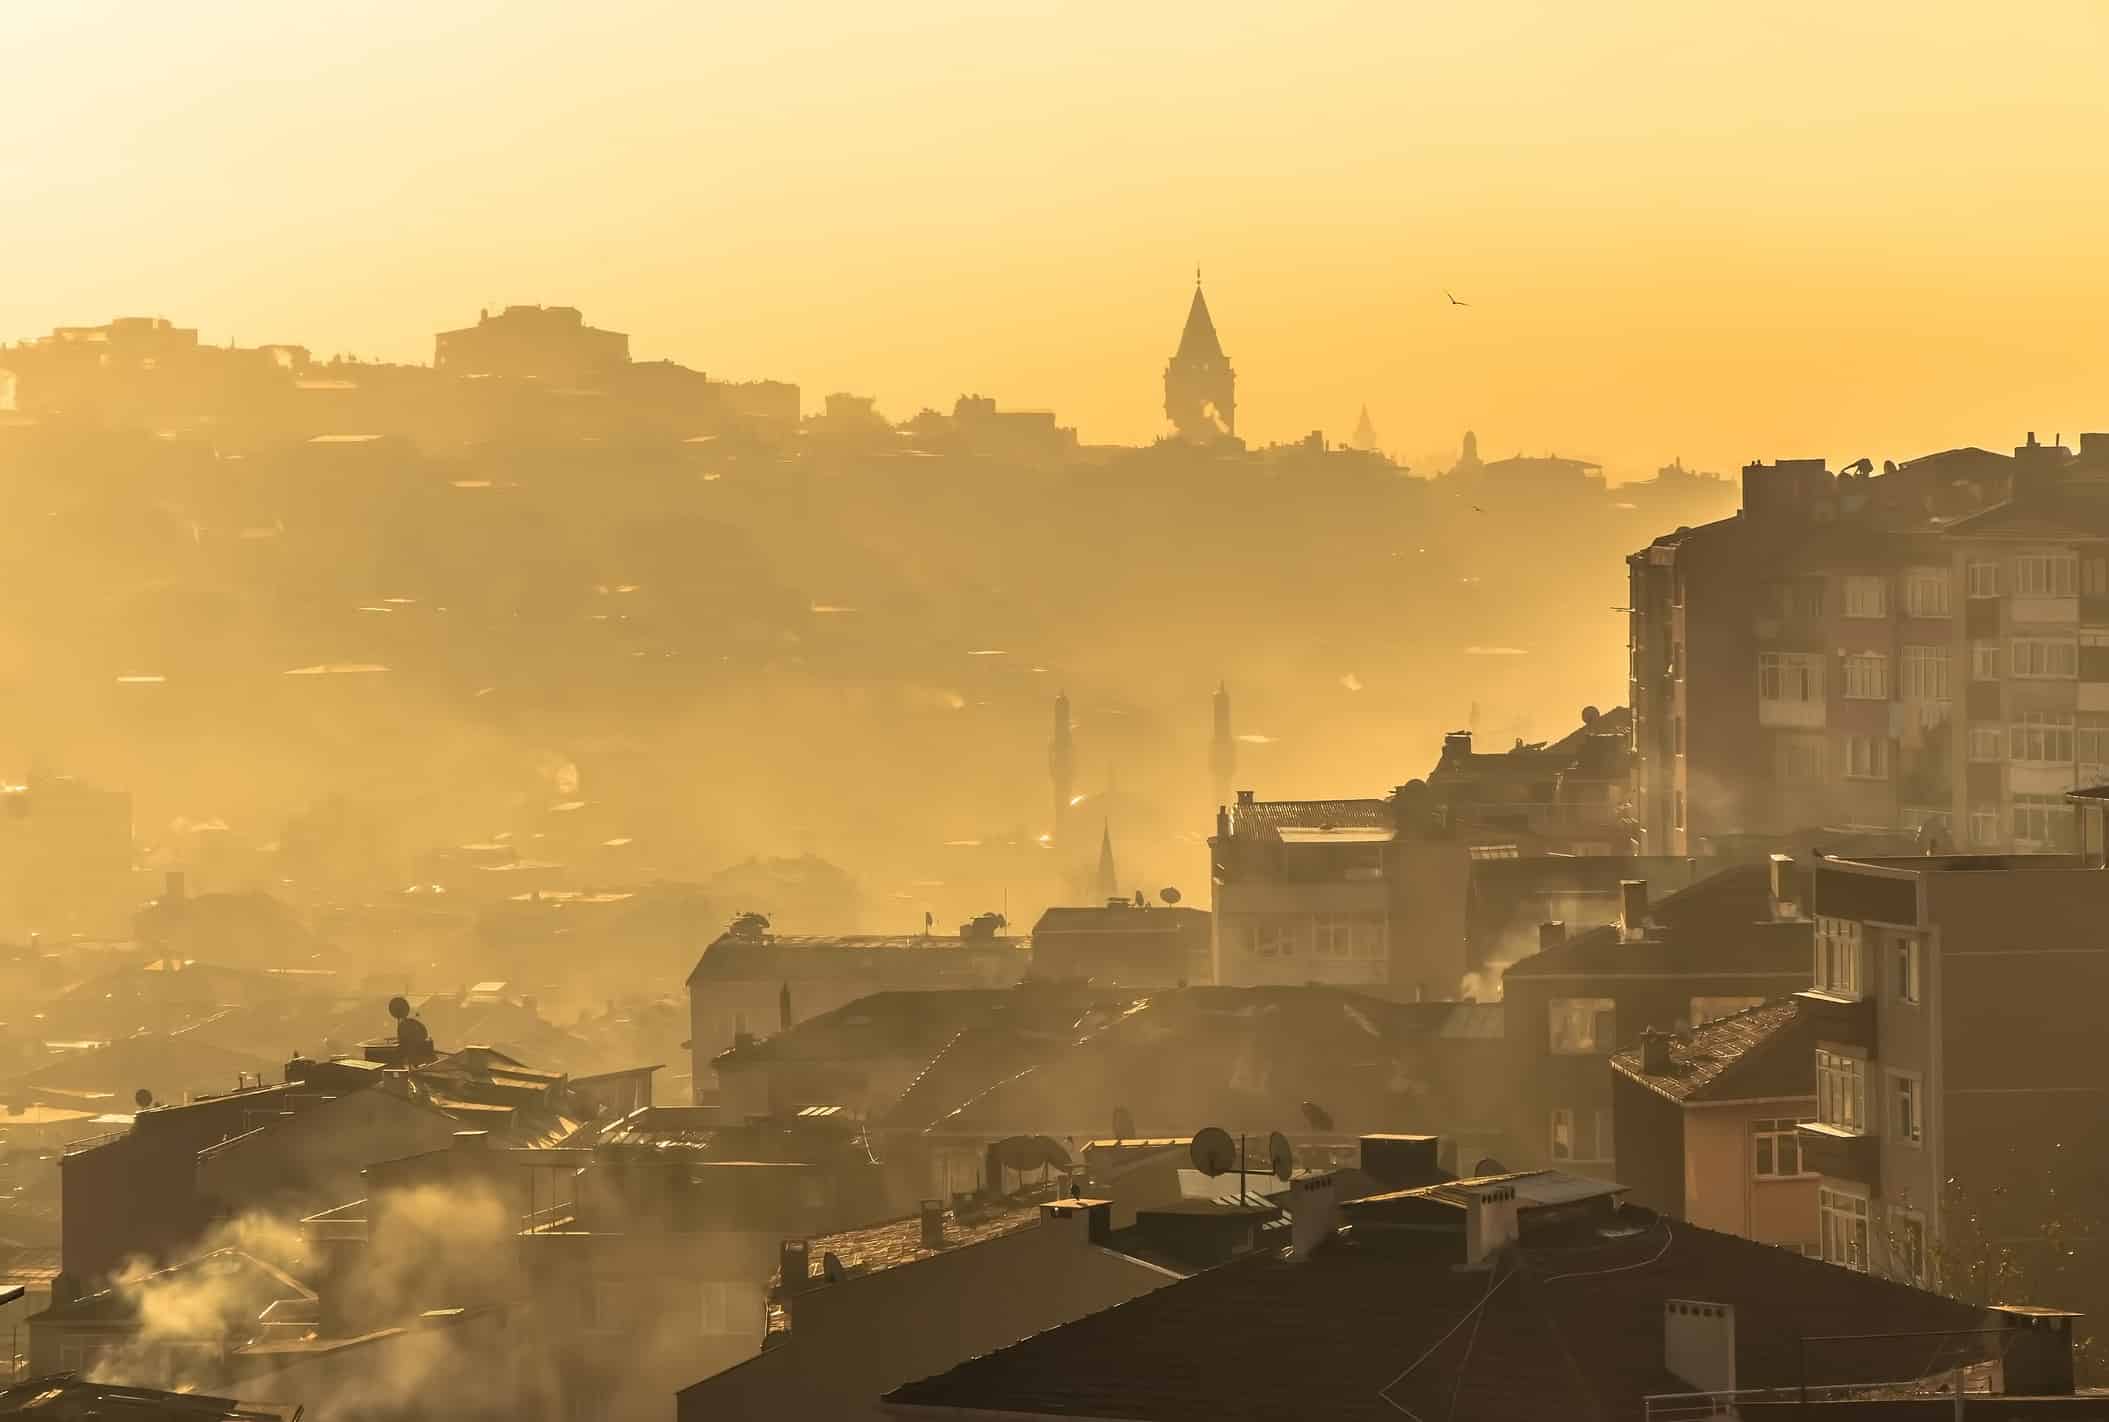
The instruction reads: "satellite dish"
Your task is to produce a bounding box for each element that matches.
[1031,1136,1072,1171]
[1474,1156,1508,1177]
[1299,1100,1335,1133]
[133,1088,154,1111]
[387,996,411,1021]
[1190,1126,1235,1177]
[1268,1130,1294,1182]
[1159,886,1182,905]
[1111,1106,1135,1141]
[821,1251,844,1283]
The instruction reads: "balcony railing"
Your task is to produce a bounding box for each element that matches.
[1794,990,1875,1052]
[1644,1371,1986,1421]
[1797,1121,1882,1193]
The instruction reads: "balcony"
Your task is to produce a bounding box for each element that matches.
[1795,989,1876,1051]
[1798,1121,1882,1192]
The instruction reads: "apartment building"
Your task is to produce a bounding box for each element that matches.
[1790,793,2109,1292]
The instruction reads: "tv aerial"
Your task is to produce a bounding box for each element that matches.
[1268,1130,1295,1182]
[1189,1126,1236,1177]
[1159,886,1182,905]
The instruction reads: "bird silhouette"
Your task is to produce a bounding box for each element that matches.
[1445,290,1470,306]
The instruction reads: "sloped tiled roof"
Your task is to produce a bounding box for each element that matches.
[0,1375,299,1421]
[1504,862,1804,980]
[687,935,1029,986]
[884,1215,1994,1421]
[1610,998,1814,1105]
[1235,799,1391,832]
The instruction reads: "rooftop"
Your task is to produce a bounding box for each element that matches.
[1610,998,1814,1105]
[884,1214,1996,1421]
[0,1376,301,1421]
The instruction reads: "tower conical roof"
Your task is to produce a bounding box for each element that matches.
[1096,821,1118,901]
[1176,284,1225,362]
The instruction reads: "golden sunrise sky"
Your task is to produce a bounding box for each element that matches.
[6,0,2108,473]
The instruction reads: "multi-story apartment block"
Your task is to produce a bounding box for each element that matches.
[1629,436,2109,856]
[1787,793,2109,1290]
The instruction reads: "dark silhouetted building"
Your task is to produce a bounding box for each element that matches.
[1163,276,1235,442]
[432,305,629,385]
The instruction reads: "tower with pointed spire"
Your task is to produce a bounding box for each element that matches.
[1164,270,1236,442]
[1049,691,1075,843]
[1096,820,1119,902]
[1352,405,1379,453]
[1210,682,1236,810]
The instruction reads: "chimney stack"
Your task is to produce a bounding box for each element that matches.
[1463,1182,1518,1268]
[1640,1028,1673,1076]
[919,1198,945,1250]
[1665,1300,1737,1395]
[1216,805,1231,839]
[1619,880,1650,941]
[1289,1172,1341,1258]
[1993,1306,2079,1396]
[777,1238,811,1297]
[1538,920,1567,953]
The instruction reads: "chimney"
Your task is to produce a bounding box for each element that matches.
[1288,1171,1341,1258]
[919,1198,945,1250]
[779,981,793,1033]
[1359,1134,1440,1189]
[1993,1306,2079,1396]
[777,1238,811,1297]
[1767,853,1806,920]
[1215,805,1230,839]
[452,1130,489,1150]
[1443,731,1473,760]
[1538,920,1567,953]
[1665,1300,1737,1395]
[1463,1182,1518,1268]
[1236,789,1255,809]
[1619,880,1650,941]
[1640,1028,1673,1076]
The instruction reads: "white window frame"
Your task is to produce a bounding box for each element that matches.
[1890,1206,1927,1286]
[2013,793,2075,848]
[1967,724,2004,762]
[1760,651,1823,703]
[1971,641,2002,682]
[1889,1068,1924,1147]
[1753,1117,1813,1180]
[1842,653,1889,701]
[1843,575,1888,619]
[1817,1047,1867,1132]
[2010,711,2076,765]
[1891,932,1921,1006]
[1775,733,1826,784]
[1900,645,1950,703]
[1815,916,1864,998]
[2012,637,2078,680]
[2014,552,2078,598]
[1967,561,2001,599]
[2079,713,2109,778]
[1548,997,1617,1055]
[1969,806,2001,847]
[1841,734,1890,780]
[1820,1185,1872,1272]
[1904,568,1952,618]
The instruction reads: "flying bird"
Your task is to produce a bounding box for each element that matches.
[1445,290,1471,307]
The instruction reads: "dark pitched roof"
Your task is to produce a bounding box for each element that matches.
[713,985,1118,1070]
[0,1375,299,1421]
[33,1248,314,1327]
[1174,286,1225,362]
[789,1197,1044,1285]
[1030,905,1207,936]
[1609,998,1814,1104]
[884,1215,1994,1421]
[686,935,1028,986]
[1234,799,1391,832]
[1504,862,1804,980]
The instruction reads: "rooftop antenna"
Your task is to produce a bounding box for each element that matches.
[1268,1130,1295,1183]
[1160,886,1182,905]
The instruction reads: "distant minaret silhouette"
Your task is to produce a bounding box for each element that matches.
[1049,691,1075,844]
[1210,682,1236,810]
[1096,821,1119,902]
[1457,429,1481,472]
[1352,405,1379,453]
[1164,269,1236,442]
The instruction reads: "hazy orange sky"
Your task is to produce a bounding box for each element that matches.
[7,0,2109,473]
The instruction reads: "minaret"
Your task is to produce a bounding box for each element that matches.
[1210,682,1236,810]
[1164,270,1236,442]
[1049,691,1075,844]
[1352,405,1378,453]
[1096,821,1119,902]
[1457,429,1481,472]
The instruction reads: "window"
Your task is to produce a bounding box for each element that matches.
[1549,998,1617,1054]
[1816,1048,1867,1132]
[1691,995,1764,1025]
[1890,1070,1924,1146]
[1842,653,1888,701]
[1905,569,1953,618]
[1899,645,1950,702]
[1760,652,1823,703]
[1841,734,1890,780]
[2084,629,2109,683]
[2079,714,2109,775]
[2014,793,2075,848]
[1766,580,1825,621]
[1892,933,1921,1005]
[1550,1107,1611,1162]
[1246,917,1301,958]
[1968,724,2004,762]
[1971,641,2002,681]
[1844,576,1888,619]
[2012,638,2078,679]
[1774,733,1826,784]
[1816,917,1863,997]
[2086,557,2109,598]
[2010,711,2075,765]
[1753,1118,1812,1179]
[1969,806,2001,847]
[1675,789,1686,831]
[1967,561,2001,599]
[2014,552,2078,598]
[1891,1208,1927,1286]
[1821,1186,1872,1272]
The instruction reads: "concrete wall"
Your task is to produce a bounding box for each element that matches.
[1684,1102,1818,1251]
